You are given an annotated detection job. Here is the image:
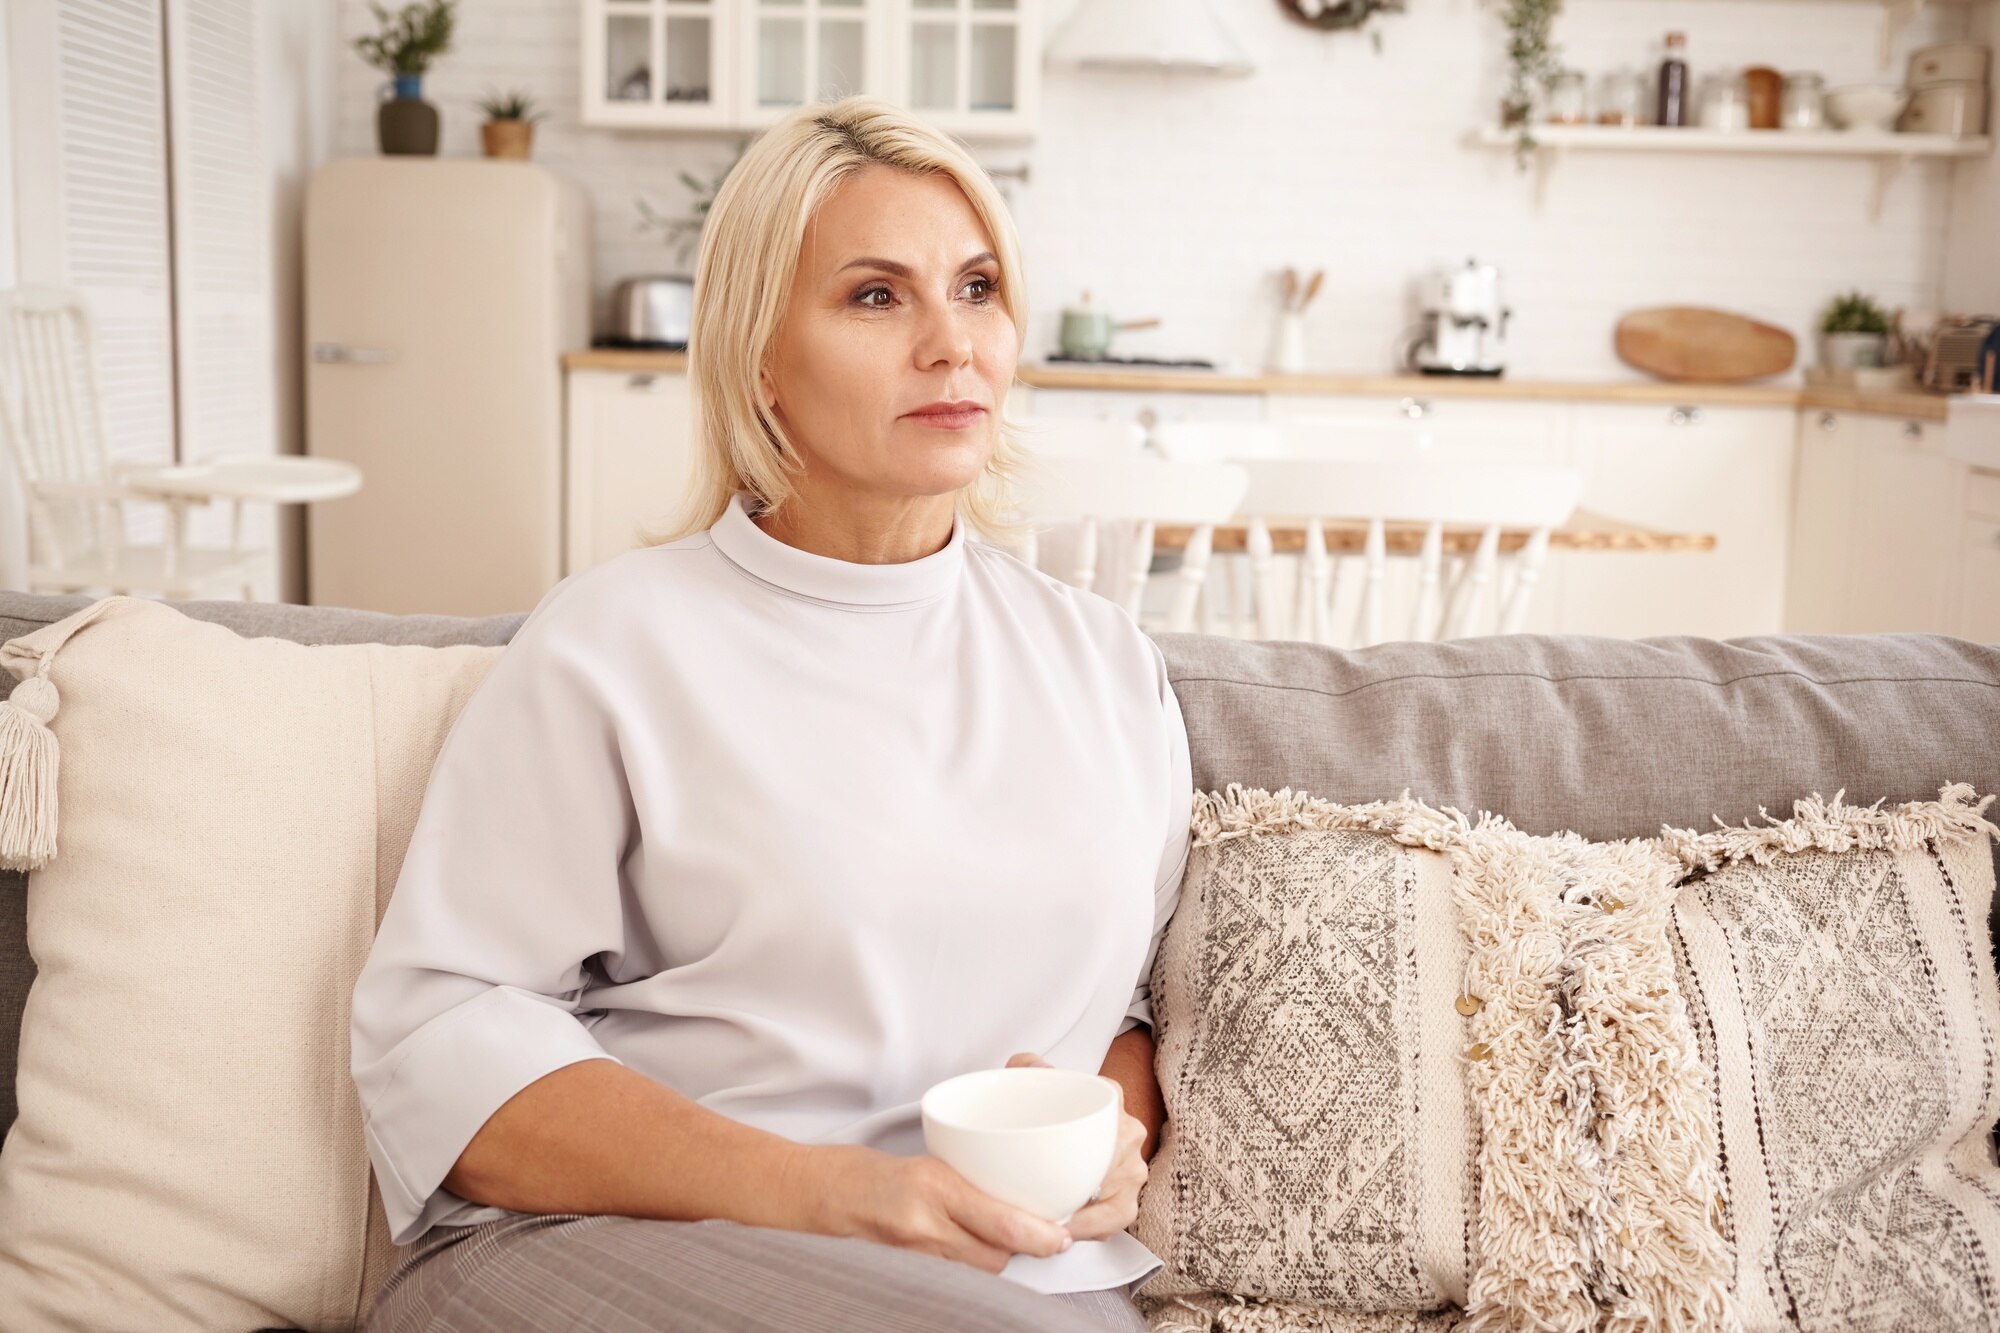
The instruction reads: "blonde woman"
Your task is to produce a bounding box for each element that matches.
[351,95,1192,1333]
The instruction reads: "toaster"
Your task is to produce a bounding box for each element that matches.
[1922,316,2000,393]
[600,275,693,350]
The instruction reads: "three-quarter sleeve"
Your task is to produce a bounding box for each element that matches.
[350,582,636,1244]
[1117,638,1195,1039]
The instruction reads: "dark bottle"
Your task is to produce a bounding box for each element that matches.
[1656,31,1690,126]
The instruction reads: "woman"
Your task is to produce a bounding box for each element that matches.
[350,95,1193,1333]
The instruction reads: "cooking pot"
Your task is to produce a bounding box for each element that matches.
[1058,292,1161,358]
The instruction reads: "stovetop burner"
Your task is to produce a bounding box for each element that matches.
[1044,353,1217,370]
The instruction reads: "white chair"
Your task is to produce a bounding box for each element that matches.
[1150,419,1402,632]
[0,286,359,599]
[1232,458,1585,647]
[1005,453,1250,632]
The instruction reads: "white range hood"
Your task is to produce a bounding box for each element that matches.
[1043,0,1255,76]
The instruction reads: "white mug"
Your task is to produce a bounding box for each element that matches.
[920,1067,1121,1224]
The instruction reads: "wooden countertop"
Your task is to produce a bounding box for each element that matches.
[561,350,1950,421]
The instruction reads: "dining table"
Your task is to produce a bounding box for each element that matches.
[1150,508,1716,555]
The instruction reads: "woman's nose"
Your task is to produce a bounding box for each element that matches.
[912,302,975,368]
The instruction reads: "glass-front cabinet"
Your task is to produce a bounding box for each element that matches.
[896,0,1036,138]
[739,0,884,127]
[581,0,1039,137]
[583,0,738,128]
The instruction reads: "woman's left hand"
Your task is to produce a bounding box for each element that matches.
[1004,1051,1148,1242]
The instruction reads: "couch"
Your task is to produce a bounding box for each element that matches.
[2,586,1996,1331]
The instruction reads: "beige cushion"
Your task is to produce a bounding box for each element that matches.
[1134,784,2000,1332]
[0,596,501,1331]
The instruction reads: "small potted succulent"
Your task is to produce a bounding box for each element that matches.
[478,90,545,160]
[354,0,458,156]
[1818,291,1891,371]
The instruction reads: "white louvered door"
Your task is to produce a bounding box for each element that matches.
[4,0,272,575]
[164,0,273,556]
[9,0,180,548]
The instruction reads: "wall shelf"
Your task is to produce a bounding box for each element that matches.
[1467,125,1992,218]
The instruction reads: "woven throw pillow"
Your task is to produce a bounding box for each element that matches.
[1133,784,2000,1333]
[0,596,502,1331]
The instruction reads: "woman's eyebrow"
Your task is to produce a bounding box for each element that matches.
[835,251,997,278]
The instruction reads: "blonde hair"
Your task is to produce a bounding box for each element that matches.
[641,96,1031,549]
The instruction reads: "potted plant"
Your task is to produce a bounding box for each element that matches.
[1819,291,1891,371]
[478,90,545,160]
[1497,0,1563,165]
[354,0,458,156]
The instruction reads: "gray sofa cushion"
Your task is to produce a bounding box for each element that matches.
[1,590,1995,1155]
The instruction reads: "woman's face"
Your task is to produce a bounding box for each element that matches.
[760,164,1018,505]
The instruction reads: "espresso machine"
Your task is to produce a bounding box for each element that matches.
[1402,258,1510,377]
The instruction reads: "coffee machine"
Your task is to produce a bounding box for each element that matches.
[1402,258,1510,377]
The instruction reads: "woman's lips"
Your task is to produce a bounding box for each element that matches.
[904,406,986,430]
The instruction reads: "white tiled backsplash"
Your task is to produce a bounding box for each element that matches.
[335,0,1977,380]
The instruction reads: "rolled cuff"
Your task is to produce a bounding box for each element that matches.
[359,984,624,1245]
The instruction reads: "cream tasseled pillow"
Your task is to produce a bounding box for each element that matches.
[1133,784,2000,1333]
[0,596,504,1332]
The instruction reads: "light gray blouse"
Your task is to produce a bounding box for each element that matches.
[350,491,1194,1293]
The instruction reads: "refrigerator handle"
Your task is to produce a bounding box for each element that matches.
[312,342,399,365]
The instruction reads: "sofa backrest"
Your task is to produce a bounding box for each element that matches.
[3,589,1996,1144]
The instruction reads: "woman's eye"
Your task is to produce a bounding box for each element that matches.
[854,276,999,310]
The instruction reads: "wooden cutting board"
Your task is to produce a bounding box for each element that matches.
[1614,307,1797,383]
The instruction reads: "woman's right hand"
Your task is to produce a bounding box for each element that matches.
[791,1143,1074,1274]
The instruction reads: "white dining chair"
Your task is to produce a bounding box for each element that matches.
[1149,418,1403,633]
[0,286,358,599]
[1231,457,1585,647]
[1004,453,1250,632]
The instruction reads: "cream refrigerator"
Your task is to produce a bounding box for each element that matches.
[303,156,592,616]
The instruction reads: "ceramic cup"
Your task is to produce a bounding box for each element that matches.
[920,1067,1122,1225]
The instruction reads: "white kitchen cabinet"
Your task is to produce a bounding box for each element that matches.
[1557,402,1797,640]
[583,0,738,129]
[1786,410,1972,635]
[580,0,1039,136]
[893,0,1039,139]
[565,368,698,575]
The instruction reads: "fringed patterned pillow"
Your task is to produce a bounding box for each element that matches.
[1131,784,2000,1333]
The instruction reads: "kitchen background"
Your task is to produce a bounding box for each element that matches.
[336,0,1991,374]
[1,0,1996,641]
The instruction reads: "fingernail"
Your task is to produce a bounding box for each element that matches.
[1059,1235,1073,1253]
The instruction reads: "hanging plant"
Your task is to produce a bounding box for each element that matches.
[1497,0,1563,167]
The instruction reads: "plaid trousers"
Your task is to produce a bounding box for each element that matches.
[364,1212,1153,1332]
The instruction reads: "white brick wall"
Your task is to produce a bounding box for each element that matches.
[334,0,1981,380]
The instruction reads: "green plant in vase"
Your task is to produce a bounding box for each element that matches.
[1818,290,1893,373]
[355,0,458,156]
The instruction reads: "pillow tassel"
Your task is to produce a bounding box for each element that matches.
[0,668,59,872]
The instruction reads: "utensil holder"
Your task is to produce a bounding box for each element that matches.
[1268,310,1307,374]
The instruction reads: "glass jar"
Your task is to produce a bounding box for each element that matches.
[1545,68,1588,125]
[1697,70,1750,131]
[1781,71,1827,130]
[1594,68,1647,127]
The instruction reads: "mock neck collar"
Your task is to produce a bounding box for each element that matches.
[707,491,966,607]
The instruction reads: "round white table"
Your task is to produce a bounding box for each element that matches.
[116,454,362,503]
